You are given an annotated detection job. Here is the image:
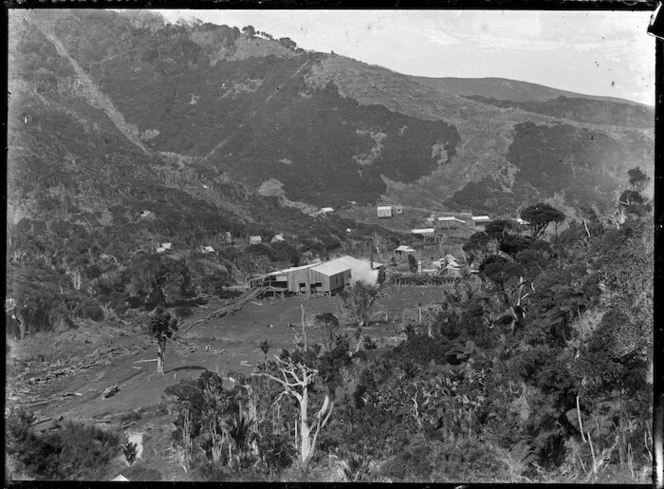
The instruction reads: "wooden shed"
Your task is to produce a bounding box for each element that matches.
[437,216,466,229]
[261,263,318,293]
[310,261,352,295]
[377,205,393,218]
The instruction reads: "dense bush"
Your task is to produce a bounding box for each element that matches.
[6,411,122,480]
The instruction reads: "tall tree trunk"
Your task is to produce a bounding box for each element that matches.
[157,336,166,374]
[300,381,312,463]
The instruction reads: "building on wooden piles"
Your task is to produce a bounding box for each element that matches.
[251,262,351,296]
[251,263,316,293]
[249,255,385,295]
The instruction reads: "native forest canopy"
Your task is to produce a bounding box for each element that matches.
[6,9,654,483]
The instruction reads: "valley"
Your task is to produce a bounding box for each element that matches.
[5,9,654,484]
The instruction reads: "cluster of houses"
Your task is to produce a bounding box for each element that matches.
[249,255,385,296]
[155,242,217,254]
[153,232,285,254]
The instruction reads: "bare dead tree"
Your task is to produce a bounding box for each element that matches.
[251,355,333,464]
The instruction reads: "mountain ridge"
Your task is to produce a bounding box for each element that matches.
[11,10,654,217]
[412,75,651,107]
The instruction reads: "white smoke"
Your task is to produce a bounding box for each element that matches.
[350,260,379,287]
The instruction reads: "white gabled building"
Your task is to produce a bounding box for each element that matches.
[411,228,435,236]
[394,245,416,255]
[377,205,393,218]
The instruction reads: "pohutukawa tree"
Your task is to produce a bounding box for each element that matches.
[521,203,565,240]
[148,307,179,374]
[463,231,495,266]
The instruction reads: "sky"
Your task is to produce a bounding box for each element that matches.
[160,10,656,106]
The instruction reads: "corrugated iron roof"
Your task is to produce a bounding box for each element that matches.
[330,255,384,269]
[395,245,416,252]
[472,216,491,221]
[266,263,318,276]
[411,228,435,234]
[377,205,392,210]
[311,261,352,276]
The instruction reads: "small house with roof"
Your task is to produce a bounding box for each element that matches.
[411,228,435,236]
[377,205,393,218]
[437,216,467,229]
[394,245,416,256]
[471,216,491,231]
[156,242,172,253]
[202,246,215,254]
[270,234,285,243]
[249,236,262,245]
[395,205,404,215]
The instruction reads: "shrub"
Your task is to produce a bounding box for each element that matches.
[5,411,122,480]
[123,463,163,481]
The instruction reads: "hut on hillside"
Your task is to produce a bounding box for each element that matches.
[377,205,393,218]
[471,216,491,230]
[411,228,435,237]
[437,216,466,229]
[394,245,416,256]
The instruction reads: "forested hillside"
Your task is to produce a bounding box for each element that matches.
[7,10,406,336]
[10,9,652,213]
[5,9,654,484]
[7,170,653,483]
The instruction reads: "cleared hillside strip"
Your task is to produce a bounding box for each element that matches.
[31,20,151,156]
